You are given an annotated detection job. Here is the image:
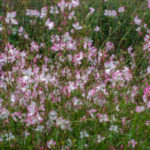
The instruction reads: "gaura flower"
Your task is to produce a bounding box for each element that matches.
[5,12,18,25]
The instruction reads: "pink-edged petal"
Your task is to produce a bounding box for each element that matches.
[10,11,16,18]
[11,19,18,25]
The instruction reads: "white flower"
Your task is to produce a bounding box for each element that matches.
[73,22,82,30]
[45,19,54,30]
[134,16,142,25]
[5,12,18,25]
[66,139,72,147]
[104,10,117,17]
[115,105,120,111]
[89,7,95,14]
[24,130,30,138]
[136,27,141,32]
[97,135,105,143]
[111,10,117,17]
[0,108,10,119]
[71,0,80,7]
[80,130,89,139]
[56,117,70,130]
[35,125,44,131]
[94,26,100,32]
[68,11,75,20]
[57,0,68,12]
[18,26,24,33]
[118,7,125,13]
[24,34,29,39]
[0,26,2,31]
[147,66,150,74]
[50,6,59,14]
[99,114,109,122]
[10,94,16,103]
[49,111,57,120]
[47,139,56,149]
[0,133,15,141]
[109,125,119,132]
[40,7,48,18]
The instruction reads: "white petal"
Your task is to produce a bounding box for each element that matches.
[7,13,11,18]
[10,12,16,18]
[5,18,10,23]
[11,19,18,25]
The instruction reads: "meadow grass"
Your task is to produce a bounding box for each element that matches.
[0,0,150,149]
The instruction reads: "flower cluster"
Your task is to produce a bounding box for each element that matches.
[1,0,150,149]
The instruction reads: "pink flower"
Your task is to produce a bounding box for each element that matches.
[128,46,133,54]
[73,51,84,65]
[111,10,117,17]
[45,19,54,30]
[144,86,150,97]
[94,26,100,32]
[72,22,82,30]
[97,135,105,143]
[50,6,59,14]
[128,139,137,148]
[135,106,145,113]
[146,121,150,126]
[122,117,126,126]
[71,0,80,8]
[57,0,68,12]
[148,0,150,8]
[26,9,40,17]
[106,41,114,51]
[51,42,66,52]
[89,7,95,14]
[134,16,142,25]
[5,12,18,25]
[118,7,125,13]
[104,9,117,17]
[143,34,150,52]
[30,41,39,52]
[68,11,75,20]
[147,101,150,108]
[148,3,150,8]
[97,113,109,122]
[47,139,56,149]
[88,109,97,118]
[147,66,150,74]
[40,7,48,18]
